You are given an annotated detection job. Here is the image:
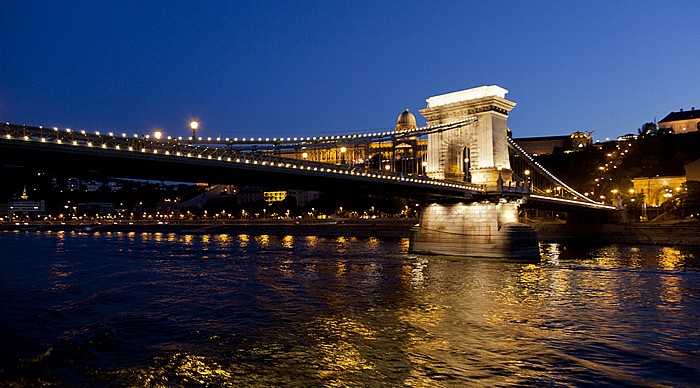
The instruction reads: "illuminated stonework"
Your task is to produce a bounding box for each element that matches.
[419,85,516,186]
[409,201,539,259]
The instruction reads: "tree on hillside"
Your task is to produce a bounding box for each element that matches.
[638,122,658,138]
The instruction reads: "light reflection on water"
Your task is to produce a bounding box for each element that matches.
[0,233,698,386]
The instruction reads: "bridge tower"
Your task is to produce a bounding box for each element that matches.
[410,86,539,259]
[420,85,515,185]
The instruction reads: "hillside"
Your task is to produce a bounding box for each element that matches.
[534,132,700,196]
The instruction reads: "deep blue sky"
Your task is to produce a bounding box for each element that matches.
[1,1,698,142]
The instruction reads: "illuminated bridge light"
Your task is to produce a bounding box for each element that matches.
[129,147,134,151]
[24,136,29,141]
[217,156,221,160]
[166,151,170,155]
[80,130,86,135]
[153,150,158,154]
[141,148,146,152]
[5,134,10,139]
[115,145,120,149]
[108,132,114,136]
[66,128,71,133]
[227,157,232,161]
[41,138,47,142]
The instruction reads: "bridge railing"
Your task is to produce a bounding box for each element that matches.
[1,122,487,194]
[508,138,614,210]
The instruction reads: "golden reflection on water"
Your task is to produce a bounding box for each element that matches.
[201,234,211,244]
[336,261,347,277]
[216,234,232,245]
[312,316,376,385]
[399,238,411,254]
[658,247,684,270]
[238,234,249,247]
[255,235,270,247]
[306,235,318,248]
[659,275,683,307]
[629,247,643,267]
[119,352,232,386]
[183,235,193,245]
[282,235,294,249]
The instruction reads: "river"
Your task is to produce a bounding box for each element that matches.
[1,230,699,386]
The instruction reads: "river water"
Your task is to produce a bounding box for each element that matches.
[1,230,699,387]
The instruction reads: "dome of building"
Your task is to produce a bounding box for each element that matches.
[396,108,417,132]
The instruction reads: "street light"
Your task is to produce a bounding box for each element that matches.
[190,120,199,142]
[340,146,347,164]
[524,169,531,187]
[154,129,162,140]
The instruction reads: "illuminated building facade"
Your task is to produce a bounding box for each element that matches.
[281,108,428,175]
[631,176,686,206]
[658,107,700,134]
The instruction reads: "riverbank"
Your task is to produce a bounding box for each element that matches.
[534,219,700,246]
[0,218,419,238]
[6,218,700,246]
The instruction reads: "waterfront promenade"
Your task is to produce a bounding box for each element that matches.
[0,218,418,238]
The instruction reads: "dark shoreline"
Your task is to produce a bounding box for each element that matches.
[5,218,700,246]
[0,218,419,239]
[534,220,700,246]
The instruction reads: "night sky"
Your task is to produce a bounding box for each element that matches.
[1,1,698,142]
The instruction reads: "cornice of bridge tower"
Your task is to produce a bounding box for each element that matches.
[419,85,516,124]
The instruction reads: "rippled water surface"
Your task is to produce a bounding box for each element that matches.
[1,231,699,386]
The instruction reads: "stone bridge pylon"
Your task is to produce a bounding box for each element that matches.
[420,85,515,186]
[410,86,539,259]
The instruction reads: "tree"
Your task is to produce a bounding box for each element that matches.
[638,122,658,138]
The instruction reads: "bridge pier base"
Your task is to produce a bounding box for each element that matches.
[409,202,540,260]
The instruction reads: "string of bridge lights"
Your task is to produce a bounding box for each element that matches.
[2,121,487,194]
[507,137,603,205]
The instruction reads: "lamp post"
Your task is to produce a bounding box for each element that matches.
[524,169,531,188]
[190,120,199,143]
[154,129,162,141]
